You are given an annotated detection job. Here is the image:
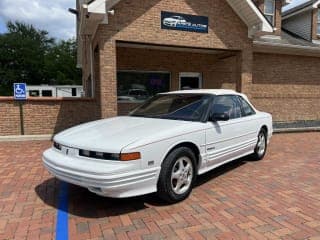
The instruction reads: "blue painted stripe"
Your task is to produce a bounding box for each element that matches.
[56,181,69,240]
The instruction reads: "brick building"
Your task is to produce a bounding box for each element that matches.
[75,0,320,124]
[1,0,319,136]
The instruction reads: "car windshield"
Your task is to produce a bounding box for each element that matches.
[130,94,211,121]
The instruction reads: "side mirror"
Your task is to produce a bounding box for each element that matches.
[210,112,230,122]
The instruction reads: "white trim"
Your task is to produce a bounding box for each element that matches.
[253,40,320,57]
[246,0,274,32]
[87,0,121,14]
[179,72,203,90]
[313,39,320,44]
[313,0,320,9]
[87,0,106,14]
[226,0,274,36]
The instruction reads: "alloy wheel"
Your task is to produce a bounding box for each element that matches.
[171,157,194,195]
[257,132,266,156]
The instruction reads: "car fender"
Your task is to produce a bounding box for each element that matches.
[122,129,206,173]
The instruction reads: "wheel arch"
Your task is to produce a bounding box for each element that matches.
[161,141,201,172]
[260,125,268,135]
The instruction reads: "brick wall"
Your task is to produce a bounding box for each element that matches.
[252,53,320,121]
[0,98,99,136]
[90,0,253,118]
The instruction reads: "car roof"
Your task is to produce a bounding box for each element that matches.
[164,89,243,96]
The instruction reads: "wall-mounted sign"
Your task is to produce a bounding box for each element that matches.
[14,83,27,100]
[161,11,208,33]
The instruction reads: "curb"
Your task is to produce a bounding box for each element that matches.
[273,127,320,134]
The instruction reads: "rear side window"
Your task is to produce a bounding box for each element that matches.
[211,95,242,119]
[238,96,255,117]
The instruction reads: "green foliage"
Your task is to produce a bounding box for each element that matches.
[0,21,81,96]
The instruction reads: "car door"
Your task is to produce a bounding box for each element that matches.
[236,95,261,151]
[205,95,254,168]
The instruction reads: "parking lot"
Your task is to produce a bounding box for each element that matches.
[0,132,319,240]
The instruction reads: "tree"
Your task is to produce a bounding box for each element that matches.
[45,39,81,86]
[0,21,81,96]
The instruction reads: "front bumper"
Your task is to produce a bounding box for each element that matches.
[42,148,160,198]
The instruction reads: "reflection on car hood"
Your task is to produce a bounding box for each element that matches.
[54,116,202,153]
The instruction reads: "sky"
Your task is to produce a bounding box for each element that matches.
[0,0,310,40]
[0,0,76,40]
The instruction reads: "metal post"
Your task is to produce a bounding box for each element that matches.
[19,101,25,135]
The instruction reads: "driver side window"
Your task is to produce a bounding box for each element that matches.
[211,95,242,120]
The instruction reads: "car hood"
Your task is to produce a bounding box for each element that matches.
[54,116,202,153]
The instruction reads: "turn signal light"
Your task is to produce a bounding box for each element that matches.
[120,152,141,161]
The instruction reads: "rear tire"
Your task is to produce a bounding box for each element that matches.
[157,147,197,203]
[252,129,267,160]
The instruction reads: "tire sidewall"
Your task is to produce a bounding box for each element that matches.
[254,129,267,160]
[158,147,197,203]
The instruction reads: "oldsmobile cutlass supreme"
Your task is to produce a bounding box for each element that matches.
[43,90,272,203]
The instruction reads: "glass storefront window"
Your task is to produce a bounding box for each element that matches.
[117,71,170,103]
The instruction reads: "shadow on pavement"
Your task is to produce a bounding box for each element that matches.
[195,156,248,187]
[35,156,249,218]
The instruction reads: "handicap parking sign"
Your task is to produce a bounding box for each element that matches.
[14,83,27,100]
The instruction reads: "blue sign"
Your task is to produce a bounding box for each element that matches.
[161,11,209,33]
[14,83,27,100]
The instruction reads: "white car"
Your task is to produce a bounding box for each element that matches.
[163,16,187,27]
[43,89,272,203]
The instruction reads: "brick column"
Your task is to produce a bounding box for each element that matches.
[237,48,253,96]
[98,39,118,119]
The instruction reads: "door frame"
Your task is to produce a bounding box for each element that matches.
[179,72,203,90]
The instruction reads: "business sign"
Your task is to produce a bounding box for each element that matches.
[161,11,208,33]
[14,83,27,100]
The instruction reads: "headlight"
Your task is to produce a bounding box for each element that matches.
[79,149,120,160]
[79,149,141,161]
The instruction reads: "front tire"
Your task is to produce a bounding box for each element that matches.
[157,147,196,203]
[252,129,267,160]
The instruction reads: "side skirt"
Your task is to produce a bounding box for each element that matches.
[197,150,254,175]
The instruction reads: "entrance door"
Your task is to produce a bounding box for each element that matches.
[179,72,202,90]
